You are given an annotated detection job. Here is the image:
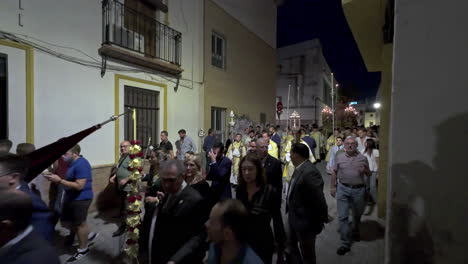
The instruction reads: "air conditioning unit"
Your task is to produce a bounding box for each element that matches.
[112,25,145,53]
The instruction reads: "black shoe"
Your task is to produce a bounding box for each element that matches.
[352,232,361,242]
[66,249,89,263]
[337,246,350,255]
[112,225,126,237]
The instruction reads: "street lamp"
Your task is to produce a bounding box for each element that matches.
[373,102,381,109]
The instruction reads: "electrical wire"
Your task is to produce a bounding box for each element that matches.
[0,30,201,89]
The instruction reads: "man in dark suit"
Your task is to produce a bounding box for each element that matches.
[257,138,283,194]
[140,160,208,264]
[300,129,317,157]
[207,142,232,201]
[286,143,328,264]
[0,188,60,264]
[203,128,216,172]
[0,154,54,242]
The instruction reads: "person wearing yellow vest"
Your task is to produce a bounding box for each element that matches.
[261,131,279,159]
[310,124,325,162]
[227,133,247,186]
[281,131,295,181]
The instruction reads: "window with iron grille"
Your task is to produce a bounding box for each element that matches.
[124,86,159,148]
[0,54,7,139]
[212,32,226,69]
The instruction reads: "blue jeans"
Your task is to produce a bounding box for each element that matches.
[337,182,366,248]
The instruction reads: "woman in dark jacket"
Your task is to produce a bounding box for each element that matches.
[235,154,286,263]
[183,154,213,207]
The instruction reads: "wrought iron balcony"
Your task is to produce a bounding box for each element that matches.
[100,0,182,75]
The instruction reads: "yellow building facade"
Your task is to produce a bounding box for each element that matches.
[342,0,394,217]
[204,0,277,139]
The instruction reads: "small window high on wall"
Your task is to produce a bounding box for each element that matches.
[0,53,7,139]
[212,32,226,69]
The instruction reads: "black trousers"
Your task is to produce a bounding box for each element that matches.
[289,226,317,264]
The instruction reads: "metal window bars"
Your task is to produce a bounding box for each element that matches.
[102,0,182,66]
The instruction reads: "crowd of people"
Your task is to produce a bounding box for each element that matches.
[0,123,380,264]
[0,140,98,263]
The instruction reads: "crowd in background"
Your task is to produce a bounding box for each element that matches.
[0,122,380,264]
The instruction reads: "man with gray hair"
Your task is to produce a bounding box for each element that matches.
[330,136,371,255]
[140,159,209,264]
[257,138,283,194]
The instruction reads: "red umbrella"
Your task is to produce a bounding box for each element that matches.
[24,110,131,182]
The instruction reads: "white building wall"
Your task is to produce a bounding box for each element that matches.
[387,0,468,263]
[0,0,204,165]
[212,0,277,48]
[276,39,334,126]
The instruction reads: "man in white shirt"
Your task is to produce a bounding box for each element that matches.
[326,137,345,174]
[356,128,369,153]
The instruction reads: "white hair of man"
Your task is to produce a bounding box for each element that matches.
[257,138,268,146]
[160,159,185,178]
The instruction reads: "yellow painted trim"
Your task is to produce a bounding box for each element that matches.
[114,75,120,163]
[114,74,168,162]
[0,40,34,144]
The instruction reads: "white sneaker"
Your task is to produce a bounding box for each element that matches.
[65,249,89,263]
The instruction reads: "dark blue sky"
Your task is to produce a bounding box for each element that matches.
[277,0,381,100]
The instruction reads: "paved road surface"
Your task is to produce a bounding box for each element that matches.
[56,162,385,263]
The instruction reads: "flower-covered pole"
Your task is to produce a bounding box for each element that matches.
[124,109,144,262]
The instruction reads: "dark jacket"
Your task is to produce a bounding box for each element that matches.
[263,154,283,195]
[207,156,232,201]
[203,135,215,153]
[190,180,215,208]
[236,185,286,263]
[140,186,209,264]
[0,230,60,264]
[287,160,328,235]
[18,182,54,242]
[302,136,317,154]
[271,133,282,152]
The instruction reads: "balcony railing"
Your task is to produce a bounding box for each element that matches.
[102,0,182,66]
